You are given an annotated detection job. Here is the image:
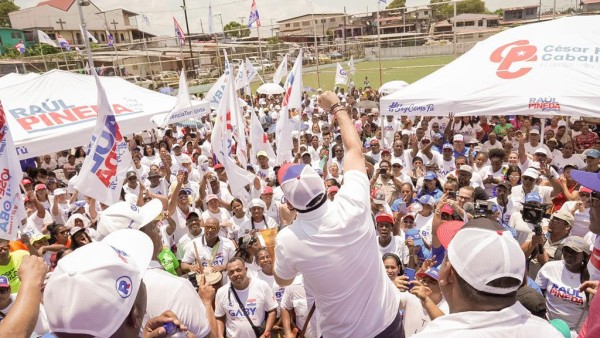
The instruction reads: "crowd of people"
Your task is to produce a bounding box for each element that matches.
[3,85,600,338]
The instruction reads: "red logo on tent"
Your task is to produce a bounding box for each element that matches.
[490,40,537,79]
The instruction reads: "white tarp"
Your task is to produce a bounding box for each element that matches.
[380,16,600,118]
[2,70,209,159]
[0,73,40,89]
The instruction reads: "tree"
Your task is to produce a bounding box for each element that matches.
[0,0,20,27]
[430,0,487,19]
[386,0,406,9]
[223,21,250,38]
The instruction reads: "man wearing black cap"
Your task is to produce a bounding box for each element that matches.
[273,92,402,338]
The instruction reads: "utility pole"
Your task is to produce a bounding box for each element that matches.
[181,0,195,71]
[343,7,346,54]
[77,0,95,69]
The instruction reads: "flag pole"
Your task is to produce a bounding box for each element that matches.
[20,52,26,74]
[256,26,265,79]
[60,49,70,71]
[40,45,48,72]
[311,3,320,89]
[110,32,122,76]
[377,1,383,87]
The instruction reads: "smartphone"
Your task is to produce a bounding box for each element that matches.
[448,191,456,200]
[404,268,417,290]
[380,169,387,175]
[397,201,407,214]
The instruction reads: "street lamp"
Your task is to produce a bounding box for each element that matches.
[77,0,95,69]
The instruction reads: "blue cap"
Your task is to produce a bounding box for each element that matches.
[405,228,424,248]
[524,192,542,204]
[424,171,437,181]
[417,267,440,281]
[586,149,600,159]
[433,133,443,139]
[0,275,9,288]
[419,195,436,206]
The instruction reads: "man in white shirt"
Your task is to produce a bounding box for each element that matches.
[414,219,562,337]
[274,92,402,337]
[376,213,409,266]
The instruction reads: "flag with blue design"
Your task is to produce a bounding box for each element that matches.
[37,30,57,47]
[248,0,261,28]
[335,62,349,85]
[0,101,26,240]
[106,30,114,47]
[174,17,186,45]
[57,33,71,51]
[73,69,132,205]
[14,40,25,54]
[276,49,303,164]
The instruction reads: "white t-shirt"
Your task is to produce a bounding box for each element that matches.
[256,270,286,316]
[274,170,399,337]
[478,165,507,197]
[560,201,590,238]
[398,291,448,337]
[415,213,433,245]
[143,261,211,337]
[176,232,203,261]
[412,302,562,338]
[536,260,588,331]
[215,278,279,338]
[377,236,410,266]
[202,208,234,239]
[510,185,554,211]
[552,154,586,173]
[509,212,535,245]
[238,217,278,236]
[280,278,318,338]
[181,236,236,269]
[1,293,49,336]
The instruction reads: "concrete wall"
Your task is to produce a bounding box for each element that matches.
[364,42,477,60]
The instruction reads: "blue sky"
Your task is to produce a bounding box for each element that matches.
[14,0,577,37]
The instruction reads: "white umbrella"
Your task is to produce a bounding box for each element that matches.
[380,16,600,118]
[257,83,285,95]
[378,80,409,95]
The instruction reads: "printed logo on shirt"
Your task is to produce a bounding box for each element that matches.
[228,298,258,317]
[549,283,584,305]
[116,276,133,298]
[275,287,285,302]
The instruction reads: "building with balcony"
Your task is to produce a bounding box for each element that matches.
[277,13,346,43]
[501,5,540,22]
[8,0,152,46]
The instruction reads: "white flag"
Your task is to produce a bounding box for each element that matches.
[211,54,255,197]
[234,62,249,92]
[276,49,303,165]
[335,62,349,86]
[244,58,263,84]
[37,30,58,47]
[0,102,26,240]
[151,69,210,127]
[348,55,356,75]
[272,54,288,85]
[250,107,276,166]
[80,25,98,43]
[205,73,227,110]
[73,69,132,205]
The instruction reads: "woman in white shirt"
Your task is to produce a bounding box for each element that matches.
[141,144,160,167]
[230,198,248,240]
[536,236,590,333]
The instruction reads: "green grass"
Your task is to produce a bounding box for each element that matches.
[251,56,455,93]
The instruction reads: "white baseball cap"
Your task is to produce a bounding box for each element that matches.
[96,199,163,239]
[523,168,540,180]
[44,229,153,336]
[448,227,525,295]
[277,163,325,211]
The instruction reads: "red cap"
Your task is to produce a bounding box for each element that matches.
[21,179,32,185]
[436,220,466,249]
[441,203,454,214]
[376,213,395,224]
[262,186,274,195]
[34,184,47,191]
[213,163,224,170]
[327,186,339,194]
[381,148,391,154]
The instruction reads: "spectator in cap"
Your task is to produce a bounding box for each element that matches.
[510,166,559,209]
[522,127,551,155]
[69,226,92,251]
[167,174,202,245]
[144,169,169,199]
[560,186,592,238]
[583,149,600,173]
[523,209,575,278]
[180,217,236,282]
[255,150,276,186]
[383,115,401,147]
[199,171,234,211]
[413,221,562,338]
[376,213,409,266]
[274,91,403,337]
[536,236,590,332]
[371,160,403,205]
[552,164,582,213]
[175,211,204,261]
[417,171,444,203]
[239,198,278,239]
[449,134,468,158]
[260,186,281,225]
[366,138,383,163]
[96,201,216,337]
[201,192,235,240]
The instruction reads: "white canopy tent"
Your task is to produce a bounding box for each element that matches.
[380,15,600,118]
[2,70,210,159]
[0,73,40,89]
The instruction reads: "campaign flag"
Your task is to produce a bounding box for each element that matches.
[106,30,114,47]
[14,41,25,54]
[80,25,98,43]
[348,55,356,75]
[57,33,71,51]
[141,12,151,27]
[211,53,254,196]
[276,49,303,164]
[250,107,276,166]
[248,0,261,28]
[73,69,132,205]
[244,58,263,84]
[335,62,349,85]
[0,101,26,240]
[37,30,58,47]
[206,73,227,109]
[234,62,248,91]
[174,17,186,45]
[208,1,215,35]
[273,54,288,85]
